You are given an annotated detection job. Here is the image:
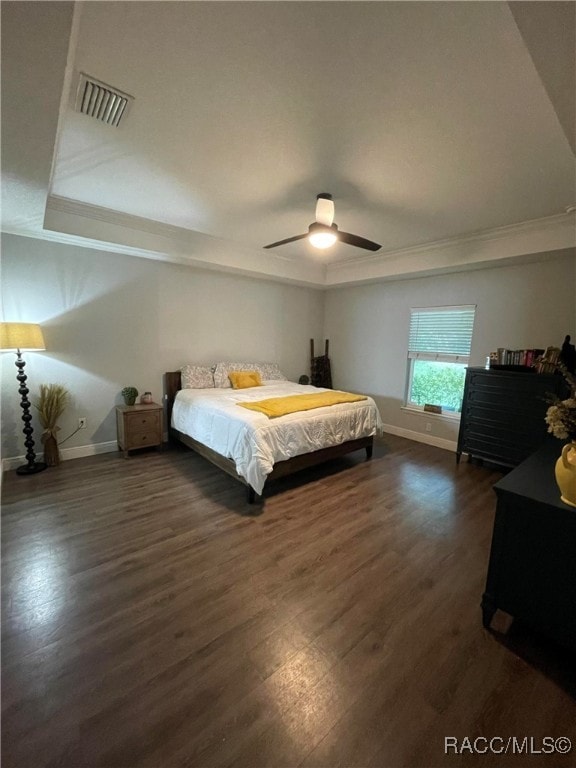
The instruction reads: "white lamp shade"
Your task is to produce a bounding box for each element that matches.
[0,322,46,351]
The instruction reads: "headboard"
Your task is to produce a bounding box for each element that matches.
[165,371,182,435]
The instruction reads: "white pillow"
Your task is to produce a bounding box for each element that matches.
[180,364,214,389]
[213,361,287,388]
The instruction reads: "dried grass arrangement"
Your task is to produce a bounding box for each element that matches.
[33,384,70,466]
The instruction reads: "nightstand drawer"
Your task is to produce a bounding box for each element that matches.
[124,411,161,433]
[125,430,161,450]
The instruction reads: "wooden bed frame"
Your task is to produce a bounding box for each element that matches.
[165,371,373,502]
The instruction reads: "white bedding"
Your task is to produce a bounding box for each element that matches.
[171,381,382,494]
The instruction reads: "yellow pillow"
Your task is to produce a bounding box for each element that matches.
[228,370,262,389]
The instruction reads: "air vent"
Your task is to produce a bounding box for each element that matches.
[74,73,133,127]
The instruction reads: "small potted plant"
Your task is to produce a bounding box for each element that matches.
[33,383,70,466]
[121,386,139,406]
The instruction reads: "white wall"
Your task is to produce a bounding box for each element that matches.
[1,234,325,462]
[3,235,574,464]
[324,252,576,447]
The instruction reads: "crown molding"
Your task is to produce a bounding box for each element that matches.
[334,211,576,268]
[326,210,575,286]
[43,195,327,287]
[46,195,226,245]
[12,195,572,288]
[1,224,168,259]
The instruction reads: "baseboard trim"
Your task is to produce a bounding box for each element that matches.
[2,440,119,472]
[380,423,457,453]
[2,428,456,473]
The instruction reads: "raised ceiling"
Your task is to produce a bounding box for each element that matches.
[2,1,575,287]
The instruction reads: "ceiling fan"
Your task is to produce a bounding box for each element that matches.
[263,193,382,252]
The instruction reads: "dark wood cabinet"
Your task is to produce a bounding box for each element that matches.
[457,367,565,468]
[482,440,576,650]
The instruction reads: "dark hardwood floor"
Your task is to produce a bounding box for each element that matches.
[2,436,575,768]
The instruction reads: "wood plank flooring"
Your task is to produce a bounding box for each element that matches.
[2,436,575,768]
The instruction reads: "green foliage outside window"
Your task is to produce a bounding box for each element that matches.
[410,361,466,412]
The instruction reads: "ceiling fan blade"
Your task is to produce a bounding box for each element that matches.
[315,194,334,226]
[263,233,308,249]
[337,230,381,251]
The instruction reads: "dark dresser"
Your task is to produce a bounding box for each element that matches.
[457,367,565,467]
[482,439,576,650]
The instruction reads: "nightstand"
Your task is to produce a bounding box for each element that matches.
[116,403,163,458]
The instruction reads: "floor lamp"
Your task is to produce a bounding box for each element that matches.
[1,322,47,475]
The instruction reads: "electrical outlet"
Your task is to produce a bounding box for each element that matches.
[78,417,87,429]
[425,422,432,432]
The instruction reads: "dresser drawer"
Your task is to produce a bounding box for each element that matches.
[457,368,565,468]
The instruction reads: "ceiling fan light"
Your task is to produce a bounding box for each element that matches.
[309,231,338,249]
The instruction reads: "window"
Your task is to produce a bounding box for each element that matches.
[406,305,476,414]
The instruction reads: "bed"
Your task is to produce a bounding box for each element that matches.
[165,362,382,502]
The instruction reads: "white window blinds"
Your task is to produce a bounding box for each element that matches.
[408,305,476,361]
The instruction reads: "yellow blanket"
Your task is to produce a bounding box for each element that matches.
[239,391,367,418]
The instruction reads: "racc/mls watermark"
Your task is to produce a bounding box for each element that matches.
[445,736,572,756]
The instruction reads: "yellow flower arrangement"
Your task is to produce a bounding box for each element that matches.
[544,363,576,442]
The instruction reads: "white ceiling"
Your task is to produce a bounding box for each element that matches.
[2,1,575,287]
